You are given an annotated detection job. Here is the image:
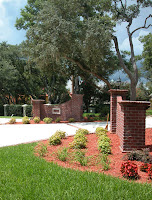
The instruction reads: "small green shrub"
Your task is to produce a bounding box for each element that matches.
[55,117,61,123]
[57,147,68,161]
[36,143,48,157]
[100,153,111,171]
[68,118,75,123]
[33,116,40,123]
[99,135,110,143]
[49,135,61,146]
[43,117,53,124]
[75,150,89,166]
[70,133,87,149]
[22,116,30,124]
[55,130,66,139]
[76,128,89,135]
[96,127,108,136]
[98,140,111,154]
[9,117,16,124]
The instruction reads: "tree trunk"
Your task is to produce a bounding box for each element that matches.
[130,80,137,101]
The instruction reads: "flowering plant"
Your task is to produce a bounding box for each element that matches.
[140,163,149,172]
[147,164,152,179]
[120,161,139,179]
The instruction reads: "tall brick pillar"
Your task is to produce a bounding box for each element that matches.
[118,101,150,152]
[32,99,45,119]
[109,89,128,134]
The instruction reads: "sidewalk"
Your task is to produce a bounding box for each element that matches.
[0,116,151,148]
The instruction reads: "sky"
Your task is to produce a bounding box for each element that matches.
[0,0,151,84]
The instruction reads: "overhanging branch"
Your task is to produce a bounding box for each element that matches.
[131,14,152,36]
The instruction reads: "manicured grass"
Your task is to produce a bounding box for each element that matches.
[146,109,152,116]
[0,116,23,119]
[83,113,100,117]
[0,143,152,200]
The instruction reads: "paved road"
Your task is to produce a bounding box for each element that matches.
[0,117,151,148]
[0,120,109,148]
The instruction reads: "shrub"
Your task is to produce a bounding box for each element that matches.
[43,117,53,124]
[120,161,139,179]
[95,127,108,137]
[68,118,75,123]
[25,105,33,117]
[99,135,110,143]
[75,150,89,166]
[36,143,48,157]
[147,164,152,179]
[57,147,68,162]
[9,117,16,124]
[98,140,111,154]
[33,116,40,123]
[100,153,111,171]
[55,130,66,139]
[140,163,149,172]
[22,116,30,124]
[5,105,23,116]
[55,117,61,123]
[126,148,152,163]
[0,104,4,116]
[76,128,89,135]
[70,133,87,149]
[49,135,61,146]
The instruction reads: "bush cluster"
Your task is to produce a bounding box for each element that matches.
[140,163,152,179]
[55,117,61,123]
[33,117,40,123]
[9,117,16,124]
[68,118,75,123]
[49,130,66,146]
[22,116,30,124]
[70,132,87,149]
[126,148,152,163]
[120,161,139,179]
[43,117,53,124]
[76,128,89,135]
[96,127,111,154]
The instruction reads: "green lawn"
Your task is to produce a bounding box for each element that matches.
[0,143,152,200]
[0,116,23,119]
[146,109,152,116]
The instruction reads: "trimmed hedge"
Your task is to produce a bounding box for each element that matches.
[0,105,4,116]
[4,104,32,117]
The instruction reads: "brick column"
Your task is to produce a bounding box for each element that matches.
[118,101,150,152]
[109,89,128,134]
[32,100,45,119]
[71,94,83,121]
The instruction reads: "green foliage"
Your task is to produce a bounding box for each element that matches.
[100,153,111,171]
[125,148,152,164]
[33,116,40,123]
[96,127,108,136]
[22,116,30,124]
[8,117,16,124]
[74,150,89,166]
[146,109,152,116]
[70,133,87,149]
[68,118,75,123]
[49,135,61,146]
[55,130,66,139]
[0,105,4,116]
[55,117,61,123]
[36,143,48,157]
[25,105,33,117]
[76,128,89,135]
[57,147,69,162]
[1,143,152,199]
[98,140,111,154]
[43,117,53,124]
[5,105,23,117]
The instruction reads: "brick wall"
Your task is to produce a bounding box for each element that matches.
[109,89,150,152]
[32,94,83,121]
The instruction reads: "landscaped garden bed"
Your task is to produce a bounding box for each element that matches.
[35,128,152,184]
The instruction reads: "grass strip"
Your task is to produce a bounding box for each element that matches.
[0,143,152,200]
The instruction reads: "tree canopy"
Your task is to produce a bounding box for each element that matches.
[16,0,152,100]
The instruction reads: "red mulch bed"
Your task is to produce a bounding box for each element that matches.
[35,128,152,184]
